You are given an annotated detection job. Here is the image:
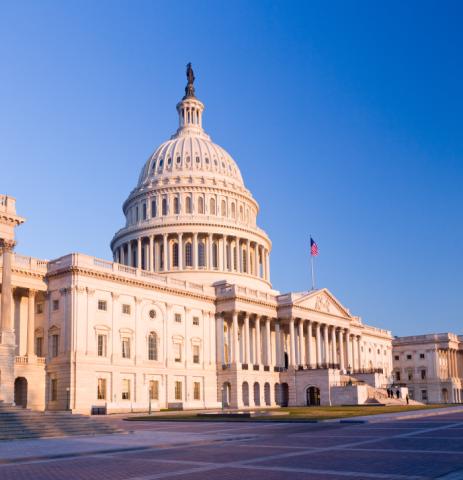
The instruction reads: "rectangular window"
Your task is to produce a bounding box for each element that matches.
[51,334,59,357]
[35,337,43,357]
[142,203,147,220]
[122,304,131,315]
[192,316,200,326]
[193,381,200,400]
[98,300,107,311]
[193,345,200,364]
[408,371,413,381]
[174,381,182,400]
[394,355,399,361]
[421,389,428,401]
[97,334,107,357]
[97,378,107,400]
[420,353,425,359]
[52,300,59,311]
[175,314,182,323]
[51,378,58,401]
[122,337,131,359]
[151,200,156,218]
[395,371,401,381]
[122,379,130,400]
[174,343,182,363]
[149,380,159,400]
[36,303,44,314]
[135,206,139,222]
[406,354,412,360]
[421,369,426,380]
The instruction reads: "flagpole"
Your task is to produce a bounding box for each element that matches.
[311,254,315,291]
[310,235,315,291]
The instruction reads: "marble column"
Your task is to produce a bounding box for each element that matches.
[298,319,305,366]
[208,233,213,269]
[331,326,337,365]
[232,312,240,364]
[26,289,36,357]
[323,324,329,365]
[149,236,154,271]
[306,321,313,366]
[275,322,281,367]
[164,234,170,271]
[338,329,345,370]
[289,318,296,367]
[255,316,261,365]
[193,233,198,269]
[346,330,352,370]
[244,313,250,364]
[0,240,15,334]
[178,233,183,269]
[315,323,322,366]
[357,336,362,370]
[127,241,132,267]
[254,243,259,277]
[246,239,251,274]
[265,317,271,365]
[137,237,142,269]
[216,315,224,364]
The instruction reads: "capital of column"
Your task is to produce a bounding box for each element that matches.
[0,239,16,252]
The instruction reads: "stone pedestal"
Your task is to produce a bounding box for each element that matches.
[0,340,16,405]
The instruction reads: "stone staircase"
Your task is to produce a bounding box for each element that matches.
[364,387,422,406]
[0,403,121,440]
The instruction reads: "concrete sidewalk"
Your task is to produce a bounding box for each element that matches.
[334,405,463,423]
[0,429,255,464]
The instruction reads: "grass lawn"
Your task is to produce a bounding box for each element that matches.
[126,404,457,422]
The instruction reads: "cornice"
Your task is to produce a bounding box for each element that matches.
[111,219,271,250]
[46,265,217,304]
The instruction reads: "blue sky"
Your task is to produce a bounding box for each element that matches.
[1,1,462,336]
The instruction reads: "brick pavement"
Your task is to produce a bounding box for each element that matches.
[1,410,463,479]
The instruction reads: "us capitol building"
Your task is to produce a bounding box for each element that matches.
[0,65,394,413]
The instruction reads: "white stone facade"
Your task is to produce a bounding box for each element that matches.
[0,67,393,413]
[392,333,463,403]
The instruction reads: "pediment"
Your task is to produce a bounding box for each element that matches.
[293,288,351,318]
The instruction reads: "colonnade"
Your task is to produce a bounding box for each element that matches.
[439,348,460,379]
[114,233,270,281]
[216,314,366,372]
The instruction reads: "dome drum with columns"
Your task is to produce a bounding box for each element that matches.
[111,65,272,289]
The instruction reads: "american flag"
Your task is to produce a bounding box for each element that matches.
[310,237,319,257]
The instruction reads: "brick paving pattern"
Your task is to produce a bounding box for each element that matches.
[1,410,463,479]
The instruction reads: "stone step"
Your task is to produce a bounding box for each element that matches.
[0,405,120,440]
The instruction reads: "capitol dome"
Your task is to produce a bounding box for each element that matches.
[111,64,272,289]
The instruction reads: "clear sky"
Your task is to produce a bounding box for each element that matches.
[1,1,462,336]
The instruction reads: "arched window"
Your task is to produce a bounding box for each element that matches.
[160,244,164,270]
[221,200,227,217]
[242,246,247,273]
[186,196,192,214]
[231,203,236,219]
[162,198,168,216]
[212,242,218,269]
[239,206,243,221]
[185,242,193,267]
[148,332,158,361]
[173,197,180,215]
[210,198,216,215]
[172,242,179,268]
[198,241,205,267]
[198,197,204,214]
[233,246,237,271]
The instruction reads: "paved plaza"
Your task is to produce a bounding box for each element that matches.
[1,410,463,479]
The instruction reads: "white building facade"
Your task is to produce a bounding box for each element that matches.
[392,333,463,404]
[0,66,393,413]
